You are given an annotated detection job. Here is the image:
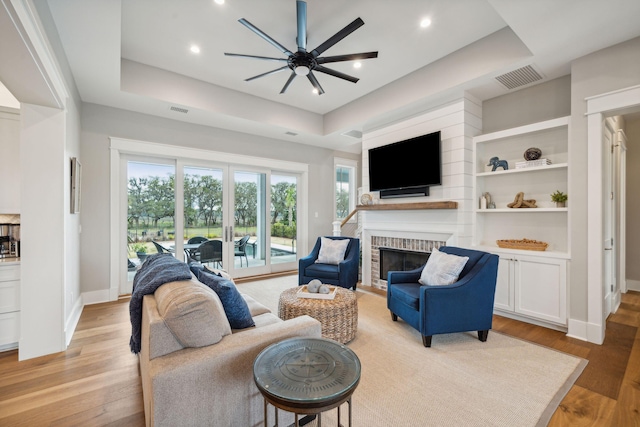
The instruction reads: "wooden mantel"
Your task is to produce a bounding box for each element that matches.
[356,201,458,211]
[341,201,458,226]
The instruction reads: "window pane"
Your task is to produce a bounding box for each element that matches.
[127,161,175,280]
[234,171,266,269]
[184,166,223,241]
[336,166,351,219]
[271,174,297,265]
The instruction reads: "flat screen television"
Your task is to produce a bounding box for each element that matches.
[368,131,441,198]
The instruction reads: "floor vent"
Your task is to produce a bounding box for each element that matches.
[495,65,543,90]
[170,106,189,114]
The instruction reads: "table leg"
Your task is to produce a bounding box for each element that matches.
[264,399,268,427]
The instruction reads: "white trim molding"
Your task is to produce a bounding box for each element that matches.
[585,84,640,345]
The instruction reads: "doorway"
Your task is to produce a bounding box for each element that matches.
[586,85,640,344]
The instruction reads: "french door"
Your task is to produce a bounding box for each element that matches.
[121,156,300,294]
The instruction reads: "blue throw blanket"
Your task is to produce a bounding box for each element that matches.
[129,254,192,354]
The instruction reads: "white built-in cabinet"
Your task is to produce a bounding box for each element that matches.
[495,252,567,326]
[0,262,20,350]
[473,116,570,328]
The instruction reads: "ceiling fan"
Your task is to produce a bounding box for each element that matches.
[224,0,378,95]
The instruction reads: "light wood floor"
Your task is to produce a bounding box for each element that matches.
[0,285,639,426]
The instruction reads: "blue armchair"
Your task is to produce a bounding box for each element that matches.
[387,246,498,347]
[299,236,360,290]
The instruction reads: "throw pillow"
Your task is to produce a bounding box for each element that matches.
[196,270,255,329]
[155,279,231,348]
[316,237,350,265]
[418,248,469,286]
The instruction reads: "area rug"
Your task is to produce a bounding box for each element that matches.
[237,275,587,427]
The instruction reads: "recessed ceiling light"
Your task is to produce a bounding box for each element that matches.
[190,45,201,54]
[312,88,319,95]
[420,18,432,28]
[353,62,362,69]
[214,0,224,4]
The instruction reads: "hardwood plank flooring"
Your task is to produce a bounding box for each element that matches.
[0,288,639,426]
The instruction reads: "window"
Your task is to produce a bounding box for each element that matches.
[334,158,357,221]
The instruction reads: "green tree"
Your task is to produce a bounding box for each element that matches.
[235,181,257,228]
[197,175,223,227]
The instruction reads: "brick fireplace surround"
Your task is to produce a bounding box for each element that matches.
[370,236,445,290]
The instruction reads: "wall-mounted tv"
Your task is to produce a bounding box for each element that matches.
[368,131,441,198]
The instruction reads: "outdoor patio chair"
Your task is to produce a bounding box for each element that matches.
[235,235,250,267]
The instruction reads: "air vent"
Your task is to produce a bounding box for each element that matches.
[285,131,298,136]
[495,65,543,90]
[341,130,362,139]
[170,106,189,114]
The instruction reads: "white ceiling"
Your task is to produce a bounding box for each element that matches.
[38,0,640,153]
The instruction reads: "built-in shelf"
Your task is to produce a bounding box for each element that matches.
[476,163,568,177]
[476,208,568,213]
[356,201,458,211]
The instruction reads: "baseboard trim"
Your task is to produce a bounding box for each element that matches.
[65,296,84,347]
[566,318,588,341]
[627,279,640,292]
[82,289,112,305]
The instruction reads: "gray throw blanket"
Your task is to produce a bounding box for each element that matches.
[129,253,192,354]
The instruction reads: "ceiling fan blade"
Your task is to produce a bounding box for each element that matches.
[311,17,364,57]
[296,0,307,52]
[225,53,288,62]
[307,71,325,95]
[317,51,378,64]
[314,66,359,83]
[238,18,293,56]
[246,66,290,82]
[280,71,297,94]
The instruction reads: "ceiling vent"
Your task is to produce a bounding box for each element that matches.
[495,65,543,90]
[285,131,298,136]
[341,130,362,139]
[170,106,189,114]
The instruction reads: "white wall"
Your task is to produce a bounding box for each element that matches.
[625,115,640,287]
[79,103,359,296]
[19,104,66,360]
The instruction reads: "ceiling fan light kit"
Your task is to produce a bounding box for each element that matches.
[224,0,378,95]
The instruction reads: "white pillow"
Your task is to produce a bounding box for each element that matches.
[316,237,350,265]
[418,248,469,286]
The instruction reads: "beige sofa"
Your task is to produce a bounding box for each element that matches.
[139,276,321,427]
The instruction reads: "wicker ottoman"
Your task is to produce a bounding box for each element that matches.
[278,287,358,344]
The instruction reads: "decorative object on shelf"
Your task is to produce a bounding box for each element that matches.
[496,238,548,251]
[360,193,373,205]
[524,147,542,161]
[480,192,494,210]
[550,190,567,208]
[515,158,552,169]
[507,192,537,208]
[487,156,508,171]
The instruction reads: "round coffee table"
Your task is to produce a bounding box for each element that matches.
[253,337,361,427]
[278,287,358,344]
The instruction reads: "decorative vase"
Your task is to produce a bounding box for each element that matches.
[555,201,565,208]
[524,147,542,161]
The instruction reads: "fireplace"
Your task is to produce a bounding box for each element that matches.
[369,235,446,290]
[379,247,430,280]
